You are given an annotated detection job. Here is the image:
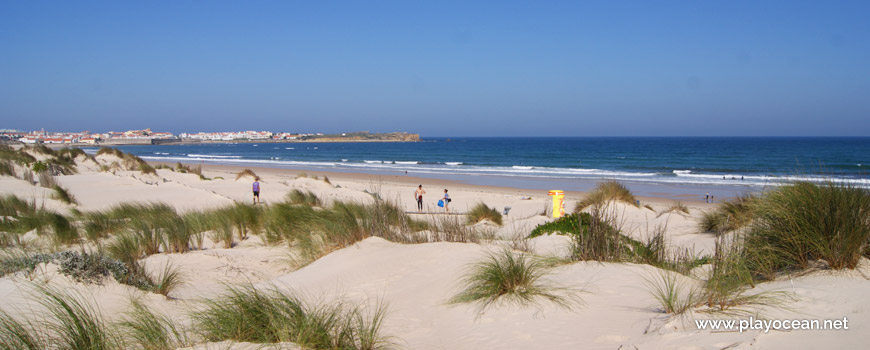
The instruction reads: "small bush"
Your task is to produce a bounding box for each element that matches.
[466,203,502,226]
[450,249,577,312]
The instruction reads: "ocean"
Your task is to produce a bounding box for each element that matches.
[91,137,870,197]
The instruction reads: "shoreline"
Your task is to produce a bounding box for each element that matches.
[152,160,720,208]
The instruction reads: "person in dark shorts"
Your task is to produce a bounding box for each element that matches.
[252,178,260,204]
[415,185,426,212]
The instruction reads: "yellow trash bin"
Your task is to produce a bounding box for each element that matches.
[548,190,565,218]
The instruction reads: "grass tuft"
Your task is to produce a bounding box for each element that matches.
[287,189,322,207]
[450,249,578,312]
[150,263,185,299]
[466,203,503,226]
[235,169,258,181]
[575,180,638,212]
[51,185,77,205]
[657,201,689,217]
[193,284,394,349]
[698,194,756,233]
[644,270,700,314]
[120,300,188,350]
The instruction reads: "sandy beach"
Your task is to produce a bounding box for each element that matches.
[1,147,867,349]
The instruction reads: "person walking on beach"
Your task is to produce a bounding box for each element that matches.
[415,185,426,212]
[443,189,451,213]
[705,192,710,203]
[252,178,260,204]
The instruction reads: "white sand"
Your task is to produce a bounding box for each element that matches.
[0,152,867,349]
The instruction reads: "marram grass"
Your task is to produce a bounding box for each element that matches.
[466,203,503,226]
[574,180,638,212]
[193,284,395,349]
[450,249,578,312]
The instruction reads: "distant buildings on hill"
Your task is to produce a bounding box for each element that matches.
[0,128,414,144]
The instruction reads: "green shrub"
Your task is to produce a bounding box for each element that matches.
[466,203,502,226]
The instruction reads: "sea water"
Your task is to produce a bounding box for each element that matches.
[90,137,870,198]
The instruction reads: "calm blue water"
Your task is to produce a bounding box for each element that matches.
[93,137,870,193]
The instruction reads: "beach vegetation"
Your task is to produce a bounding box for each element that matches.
[744,181,870,275]
[450,248,578,312]
[150,263,185,299]
[51,185,77,205]
[235,168,258,181]
[698,194,756,233]
[657,201,689,217]
[192,284,394,349]
[287,189,322,207]
[323,176,331,184]
[426,214,484,243]
[466,203,503,226]
[138,163,156,175]
[644,270,700,315]
[644,204,654,211]
[0,285,123,350]
[120,300,189,350]
[96,147,123,158]
[37,171,55,188]
[0,145,37,166]
[0,160,14,177]
[574,180,638,212]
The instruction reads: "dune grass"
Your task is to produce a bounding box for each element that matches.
[120,300,188,350]
[193,284,394,349]
[5,285,124,350]
[574,180,638,212]
[450,249,578,312]
[235,169,258,181]
[138,163,156,175]
[150,263,185,299]
[287,189,323,207]
[698,194,756,233]
[644,270,700,315]
[466,203,503,226]
[37,171,56,188]
[51,185,77,205]
[657,201,689,217]
[0,160,14,177]
[744,181,870,275]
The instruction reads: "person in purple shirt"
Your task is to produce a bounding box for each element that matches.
[252,178,260,204]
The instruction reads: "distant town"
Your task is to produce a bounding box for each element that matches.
[0,128,420,145]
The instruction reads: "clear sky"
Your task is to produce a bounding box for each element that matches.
[1,1,868,136]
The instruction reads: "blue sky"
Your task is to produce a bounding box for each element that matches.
[1,1,868,136]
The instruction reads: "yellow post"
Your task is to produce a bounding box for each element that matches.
[548,190,565,218]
